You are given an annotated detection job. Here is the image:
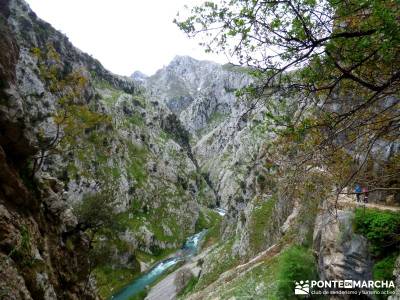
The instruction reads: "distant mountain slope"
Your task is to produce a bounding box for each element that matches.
[142,56,252,137]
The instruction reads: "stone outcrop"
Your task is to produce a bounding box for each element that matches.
[313,203,373,297]
[389,255,400,300]
[0,1,98,297]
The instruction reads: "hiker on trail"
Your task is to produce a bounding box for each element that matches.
[355,184,362,202]
[362,186,369,203]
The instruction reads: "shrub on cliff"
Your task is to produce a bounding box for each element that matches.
[354,208,400,257]
[276,246,318,299]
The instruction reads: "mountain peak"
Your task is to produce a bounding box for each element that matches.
[130,70,148,82]
[170,55,218,67]
[172,55,197,62]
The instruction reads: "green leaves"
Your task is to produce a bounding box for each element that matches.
[175,0,400,205]
[277,246,318,299]
[233,18,245,26]
[354,208,400,257]
[173,16,196,33]
[270,18,281,29]
[175,0,399,97]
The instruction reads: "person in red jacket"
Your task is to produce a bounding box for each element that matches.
[362,186,369,203]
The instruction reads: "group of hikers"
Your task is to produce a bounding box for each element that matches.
[354,184,369,203]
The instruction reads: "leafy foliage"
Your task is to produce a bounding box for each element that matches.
[31,44,112,179]
[373,254,397,282]
[72,193,143,298]
[354,208,400,257]
[175,0,399,96]
[276,246,318,299]
[73,193,120,235]
[373,253,397,299]
[175,0,400,198]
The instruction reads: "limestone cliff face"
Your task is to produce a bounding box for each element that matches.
[141,56,252,136]
[5,0,214,252]
[0,1,97,298]
[0,0,214,298]
[143,57,297,260]
[313,202,373,285]
[147,57,396,300]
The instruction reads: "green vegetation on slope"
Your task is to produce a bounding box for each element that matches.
[127,142,149,188]
[373,254,397,282]
[118,210,179,245]
[177,275,199,297]
[248,196,277,254]
[276,246,319,299]
[94,266,141,299]
[217,255,281,300]
[354,208,400,298]
[196,111,228,138]
[195,208,221,232]
[196,245,318,300]
[196,208,222,249]
[354,208,400,257]
[373,255,397,298]
[195,239,239,290]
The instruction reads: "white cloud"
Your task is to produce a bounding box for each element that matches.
[25,0,229,76]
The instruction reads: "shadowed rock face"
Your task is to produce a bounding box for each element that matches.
[391,256,400,299]
[0,4,18,87]
[0,1,32,163]
[0,2,98,298]
[314,208,373,290]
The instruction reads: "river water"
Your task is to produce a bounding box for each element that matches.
[110,230,207,300]
[214,207,226,216]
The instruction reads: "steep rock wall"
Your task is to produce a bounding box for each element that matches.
[0,1,216,298]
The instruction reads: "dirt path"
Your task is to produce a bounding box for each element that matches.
[145,271,177,300]
[337,194,400,212]
[145,247,215,300]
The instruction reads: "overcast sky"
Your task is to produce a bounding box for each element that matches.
[25,0,228,76]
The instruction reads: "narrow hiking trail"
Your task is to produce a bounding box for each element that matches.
[337,194,400,212]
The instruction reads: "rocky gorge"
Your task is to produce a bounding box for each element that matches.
[0,0,399,299]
